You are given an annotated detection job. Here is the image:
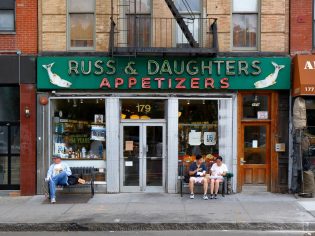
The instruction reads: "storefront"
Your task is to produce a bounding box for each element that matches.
[0,55,36,195]
[36,56,291,193]
[291,55,315,193]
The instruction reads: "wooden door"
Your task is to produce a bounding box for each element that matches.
[240,123,271,189]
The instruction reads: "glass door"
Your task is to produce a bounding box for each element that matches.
[0,122,20,190]
[120,123,165,192]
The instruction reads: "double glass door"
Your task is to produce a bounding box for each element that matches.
[120,123,165,192]
[0,122,20,190]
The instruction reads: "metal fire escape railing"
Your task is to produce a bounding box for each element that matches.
[109,0,219,55]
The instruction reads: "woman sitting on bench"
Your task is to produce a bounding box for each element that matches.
[45,155,72,204]
[209,156,227,199]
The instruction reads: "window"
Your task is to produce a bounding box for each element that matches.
[232,0,258,50]
[68,0,95,50]
[178,100,219,161]
[52,98,106,181]
[242,94,269,119]
[0,0,15,32]
[126,0,151,47]
[175,0,201,47]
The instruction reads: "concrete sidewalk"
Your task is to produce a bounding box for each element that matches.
[0,192,314,231]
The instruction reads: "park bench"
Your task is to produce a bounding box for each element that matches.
[178,160,227,197]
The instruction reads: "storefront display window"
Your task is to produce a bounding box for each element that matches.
[121,99,166,119]
[178,100,219,162]
[243,94,269,119]
[51,98,106,181]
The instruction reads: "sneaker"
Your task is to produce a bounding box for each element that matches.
[214,194,217,199]
[190,193,195,199]
[51,198,56,204]
[203,194,208,200]
[210,194,213,199]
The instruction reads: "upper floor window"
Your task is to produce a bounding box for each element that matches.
[68,0,95,50]
[232,0,258,50]
[0,0,15,32]
[175,0,201,47]
[126,0,151,47]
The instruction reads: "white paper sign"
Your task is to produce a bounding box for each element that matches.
[252,140,258,148]
[125,161,133,167]
[204,132,216,145]
[257,111,268,119]
[188,130,201,146]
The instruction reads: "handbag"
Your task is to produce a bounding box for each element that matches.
[67,175,79,185]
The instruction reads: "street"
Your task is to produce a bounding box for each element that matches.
[0,231,314,236]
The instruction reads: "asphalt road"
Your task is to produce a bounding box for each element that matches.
[0,231,314,236]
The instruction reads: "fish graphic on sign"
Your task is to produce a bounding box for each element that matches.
[254,62,285,89]
[42,63,72,88]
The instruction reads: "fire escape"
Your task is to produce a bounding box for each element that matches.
[109,0,218,56]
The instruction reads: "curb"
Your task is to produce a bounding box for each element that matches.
[0,222,314,232]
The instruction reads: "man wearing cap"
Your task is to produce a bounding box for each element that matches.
[45,155,72,203]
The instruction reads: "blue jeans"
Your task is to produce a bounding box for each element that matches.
[49,172,68,199]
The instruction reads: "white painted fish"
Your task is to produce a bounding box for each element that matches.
[42,63,72,88]
[254,62,285,89]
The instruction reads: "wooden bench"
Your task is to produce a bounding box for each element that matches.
[47,167,95,198]
[178,160,227,197]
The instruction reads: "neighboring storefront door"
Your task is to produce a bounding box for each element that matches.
[240,123,271,189]
[120,123,165,192]
[0,122,20,190]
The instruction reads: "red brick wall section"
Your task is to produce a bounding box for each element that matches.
[20,84,36,195]
[0,0,37,54]
[290,0,313,54]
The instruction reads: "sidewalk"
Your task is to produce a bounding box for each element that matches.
[0,192,314,231]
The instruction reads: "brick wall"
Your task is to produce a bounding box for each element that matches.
[290,0,313,54]
[0,0,37,54]
[39,0,289,53]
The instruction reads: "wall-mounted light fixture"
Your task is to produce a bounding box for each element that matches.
[25,106,30,118]
[187,100,190,105]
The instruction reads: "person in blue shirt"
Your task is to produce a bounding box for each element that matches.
[189,154,208,200]
[45,155,72,204]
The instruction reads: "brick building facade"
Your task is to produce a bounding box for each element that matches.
[35,0,291,196]
[0,0,37,195]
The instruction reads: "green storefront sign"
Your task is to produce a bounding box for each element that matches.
[37,57,291,90]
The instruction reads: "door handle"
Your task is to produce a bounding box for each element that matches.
[240,157,246,165]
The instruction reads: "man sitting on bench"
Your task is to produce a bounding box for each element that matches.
[45,155,72,204]
[189,154,208,200]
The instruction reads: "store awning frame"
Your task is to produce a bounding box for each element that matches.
[293,55,315,96]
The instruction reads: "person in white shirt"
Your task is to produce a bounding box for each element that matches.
[45,155,72,204]
[209,156,228,199]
